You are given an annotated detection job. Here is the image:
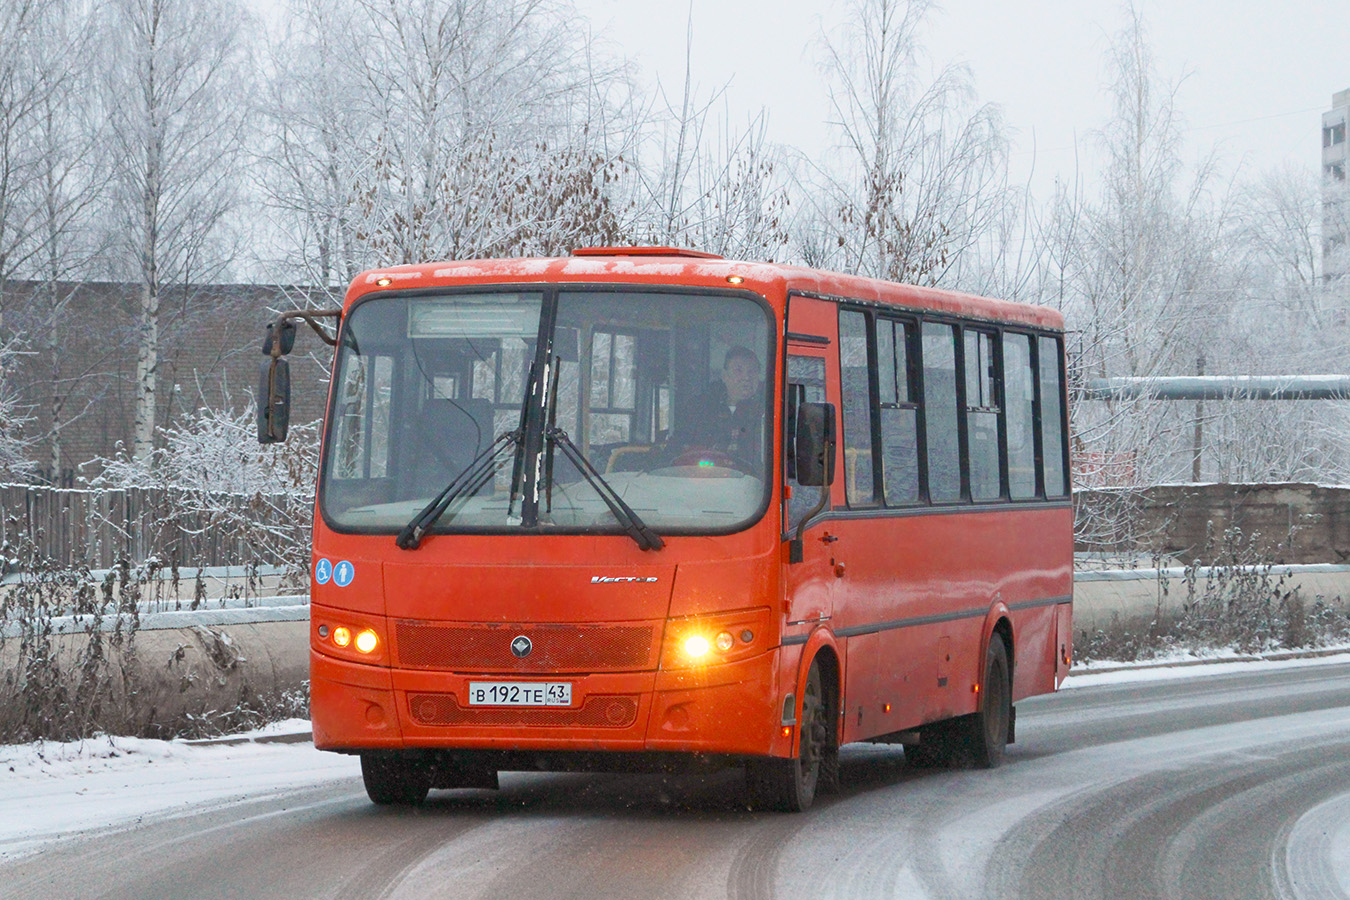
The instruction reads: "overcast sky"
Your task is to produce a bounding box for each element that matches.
[247,0,1350,199]
[569,0,1350,197]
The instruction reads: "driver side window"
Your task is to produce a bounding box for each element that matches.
[786,355,826,529]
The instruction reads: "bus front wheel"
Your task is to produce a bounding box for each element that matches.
[746,660,835,812]
[361,752,431,805]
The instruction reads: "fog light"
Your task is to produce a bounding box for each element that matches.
[715,631,735,652]
[355,629,378,654]
[317,624,329,638]
[332,626,352,648]
[684,635,711,658]
[740,629,754,643]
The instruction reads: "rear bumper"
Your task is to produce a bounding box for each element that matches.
[310,647,795,759]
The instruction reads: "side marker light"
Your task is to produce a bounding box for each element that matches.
[715,631,735,652]
[332,626,352,648]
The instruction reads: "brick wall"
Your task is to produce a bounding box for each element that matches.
[1077,483,1350,564]
[4,281,334,481]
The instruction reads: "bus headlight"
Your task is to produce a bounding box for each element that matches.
[684,635,712,658]
[661,607,772,669]
[355,629,379,654]
[314,616,386,664]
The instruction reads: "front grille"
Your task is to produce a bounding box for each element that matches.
[394,621,657,672]
[408,692,640,728]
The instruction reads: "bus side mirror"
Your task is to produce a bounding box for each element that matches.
[794,402,835,486]
[263,320,297,355]
[258,356,291,444]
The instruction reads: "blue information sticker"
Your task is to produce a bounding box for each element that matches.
[314,558,333,585]
[333,560,356,588]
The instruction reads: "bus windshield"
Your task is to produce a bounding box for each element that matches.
[319,287,775,536]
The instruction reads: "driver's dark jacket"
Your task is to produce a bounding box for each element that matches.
[681,382,763,456]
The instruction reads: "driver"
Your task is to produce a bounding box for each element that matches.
[681,345,764,461]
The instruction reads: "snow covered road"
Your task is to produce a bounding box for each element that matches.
[2,657,1350,899]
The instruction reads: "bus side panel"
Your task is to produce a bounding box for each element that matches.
[826,505,1071,742]
[1008,601,1059,702]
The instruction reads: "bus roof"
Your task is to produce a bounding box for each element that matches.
[346,248,1064,331]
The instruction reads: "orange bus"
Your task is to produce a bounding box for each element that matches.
[259,247,1073,811]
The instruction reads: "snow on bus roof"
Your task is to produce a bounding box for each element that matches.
[351,250,1062,330]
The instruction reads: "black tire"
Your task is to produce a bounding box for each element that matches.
[965,636,1012,768]
[747,660,836,811]
[361,752,431,805]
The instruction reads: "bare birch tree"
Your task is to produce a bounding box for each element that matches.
[260,0,641,281]
[627,13,793,260]
[0,0,61,332]
[807,0,1012,285]
[102,0,252,461]
[26,1,115,480]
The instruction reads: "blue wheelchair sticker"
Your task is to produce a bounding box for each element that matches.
[333,560,356,588]
[314,558,333,585]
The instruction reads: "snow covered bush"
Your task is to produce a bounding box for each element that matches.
[85,405,320,573]
[0,535,141,742]
[0,340,35,481]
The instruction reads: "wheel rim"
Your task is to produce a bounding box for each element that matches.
[984,650,1007,748]
[800,669,824,789]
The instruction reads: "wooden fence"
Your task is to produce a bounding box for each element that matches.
[0,484,309,569]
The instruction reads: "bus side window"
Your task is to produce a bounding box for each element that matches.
[878,318,920,505]
[1039,335,1069,497]
[838,310,875,505]
[786,355,827,529]
[965,329,1001,501]
[1004,333,1037,499]
[922,323,961,502]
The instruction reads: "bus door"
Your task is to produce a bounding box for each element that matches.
[782,300,843,702]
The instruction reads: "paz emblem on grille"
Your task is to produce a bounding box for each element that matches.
[510,635,532,658]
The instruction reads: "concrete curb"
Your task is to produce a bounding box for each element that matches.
[1071,645,1350,676]
[185,730,314,747]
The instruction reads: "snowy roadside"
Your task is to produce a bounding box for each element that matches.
[0,719,357,861]
[3,651,1350,862]
[1065,646,1350,688]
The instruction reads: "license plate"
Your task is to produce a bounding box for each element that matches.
[467,681,572,707]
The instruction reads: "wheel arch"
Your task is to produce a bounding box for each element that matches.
[992,615,1014,677]
[793,629,842,749]
[976,599,1015,697]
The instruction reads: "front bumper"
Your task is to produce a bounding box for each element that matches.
[310,646,796,759]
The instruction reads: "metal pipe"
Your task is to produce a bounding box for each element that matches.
[1083,375,1350,401]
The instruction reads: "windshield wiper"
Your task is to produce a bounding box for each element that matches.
[396,429,522,550]
[546,426,664,552]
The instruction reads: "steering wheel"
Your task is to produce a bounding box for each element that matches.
[669,447,753,474]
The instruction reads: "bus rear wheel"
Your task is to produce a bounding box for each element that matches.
[361,752,431,805]
[747,660,834,812]
[964,636,1011,768]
